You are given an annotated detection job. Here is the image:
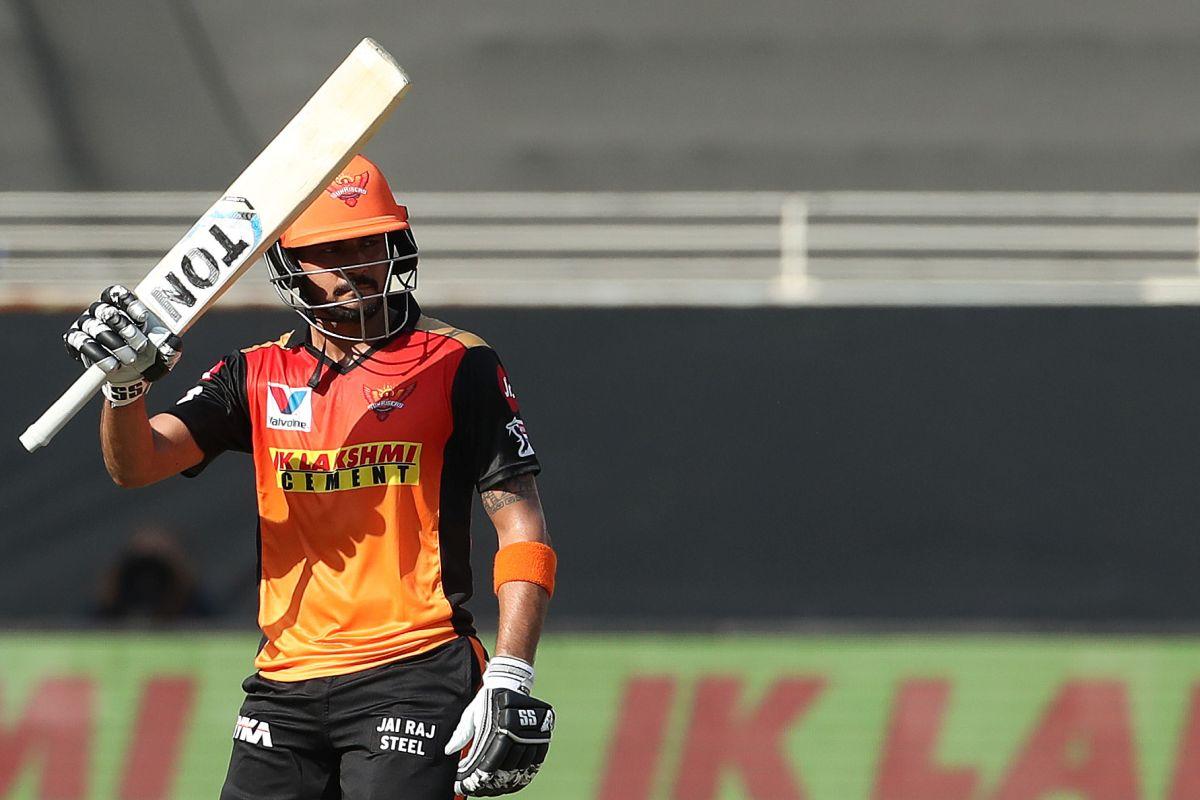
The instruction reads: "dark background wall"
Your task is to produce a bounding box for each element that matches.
[4,305,1200,627]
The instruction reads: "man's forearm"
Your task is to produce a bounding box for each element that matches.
[100,399,159,487]
[495,580,550,663]
[100,402,202,488]
[484,473,553,665]
[448,484,557,796]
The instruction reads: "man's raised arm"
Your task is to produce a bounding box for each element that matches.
[101,402,203,488]
[64,284,201,487]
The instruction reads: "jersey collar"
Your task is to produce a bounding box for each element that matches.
[289,295,422,375]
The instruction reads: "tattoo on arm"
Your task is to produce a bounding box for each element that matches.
[481,473,537,515]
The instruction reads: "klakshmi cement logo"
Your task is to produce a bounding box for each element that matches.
[268,441,421,493]
[266,383,313,432]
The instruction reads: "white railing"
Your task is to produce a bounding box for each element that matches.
[2,191,1200,307]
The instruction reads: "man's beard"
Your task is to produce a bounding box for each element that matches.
[314,295,384,323]
[302,276,384,325]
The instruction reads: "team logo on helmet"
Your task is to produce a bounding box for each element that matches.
[363,382,416,421]
[327,171,370,207]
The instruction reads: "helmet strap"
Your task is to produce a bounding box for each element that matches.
[307,336,328,389]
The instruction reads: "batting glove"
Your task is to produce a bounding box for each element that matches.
[445,656,555,796]
[64,285,182,407]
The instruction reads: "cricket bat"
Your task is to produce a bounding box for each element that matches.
[19,38,410,452]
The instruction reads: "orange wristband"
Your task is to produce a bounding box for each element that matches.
[494,541,557,597]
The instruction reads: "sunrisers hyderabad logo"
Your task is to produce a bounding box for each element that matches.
[327,171,369,207]
[363,382,416,421]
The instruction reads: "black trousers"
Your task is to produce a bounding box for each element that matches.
[219,637,484,800]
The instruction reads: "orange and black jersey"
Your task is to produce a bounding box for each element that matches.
[164,298,540,681]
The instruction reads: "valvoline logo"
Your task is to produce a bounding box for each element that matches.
[266,383,313,432]
[269,385,307,414]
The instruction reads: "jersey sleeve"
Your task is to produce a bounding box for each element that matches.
[450,346,541,491]
[162,350,252,476]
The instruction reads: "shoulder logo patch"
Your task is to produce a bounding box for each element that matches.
[497,365,520,413]
[266,383,313,432]
[506,416,535,458]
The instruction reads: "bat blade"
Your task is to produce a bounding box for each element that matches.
[19,37,410,453]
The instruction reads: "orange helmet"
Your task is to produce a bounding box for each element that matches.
[279,153,410,248]
[265,154,419,343]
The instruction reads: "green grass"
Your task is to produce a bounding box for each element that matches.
[3,632,1199,799]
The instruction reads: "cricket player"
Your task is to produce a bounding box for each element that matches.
[64,154,556,799]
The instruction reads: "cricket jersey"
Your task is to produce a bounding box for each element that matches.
[165,298,540,681]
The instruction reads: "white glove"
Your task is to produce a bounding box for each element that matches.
[446,655,534,755]
[63,285,182,407]
[445,656,554,796]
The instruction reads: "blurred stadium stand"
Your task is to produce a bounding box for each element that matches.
[6,190,1200,307]
[7,0,1200,192]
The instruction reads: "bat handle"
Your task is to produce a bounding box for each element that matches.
[19,365,108,452]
